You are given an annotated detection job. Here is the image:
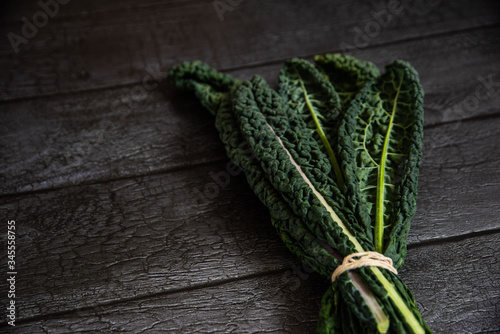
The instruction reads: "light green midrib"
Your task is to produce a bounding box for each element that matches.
[374,75,404,254]
[294,68,345,189]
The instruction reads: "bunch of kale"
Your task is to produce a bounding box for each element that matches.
[168,54,431,334]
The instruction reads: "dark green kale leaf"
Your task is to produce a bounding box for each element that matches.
[233,75,374,256]
[314,54,380,111]
[279,58,345,189]
[338,60,424,269]
[168,60,239,116]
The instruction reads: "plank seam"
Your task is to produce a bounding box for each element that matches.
[0,267,291,327]
[2,111,500,198]
[1,22,499,104]
[407,227,500,250]
[2,229,499,328]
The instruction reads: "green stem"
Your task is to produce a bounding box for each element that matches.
[375,75,404,253]
[370,267,425,334]
[296,69,345,189]
[349,271,390,333]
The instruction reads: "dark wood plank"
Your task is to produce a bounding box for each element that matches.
[3,0,189,22]
[404,234,500,334]
[412,116,500,243]
[1,116,499,321]
[8,268,326,333]
[5,233,499,333]
[0,166,292,320]
[0,89,224,195]
[1,26,499,195]
[1,0,499,100]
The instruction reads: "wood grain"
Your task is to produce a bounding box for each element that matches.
[1,26,499,195]
[0,166,290,320]
[1,0,499,100]
[405,235,500,334]
[412,116,500,243]
[1,115,499,321]
[4,233,499,333]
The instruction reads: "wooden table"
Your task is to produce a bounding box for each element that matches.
[1,1,499,333]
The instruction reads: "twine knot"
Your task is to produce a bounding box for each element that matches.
[331,251,398,282]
